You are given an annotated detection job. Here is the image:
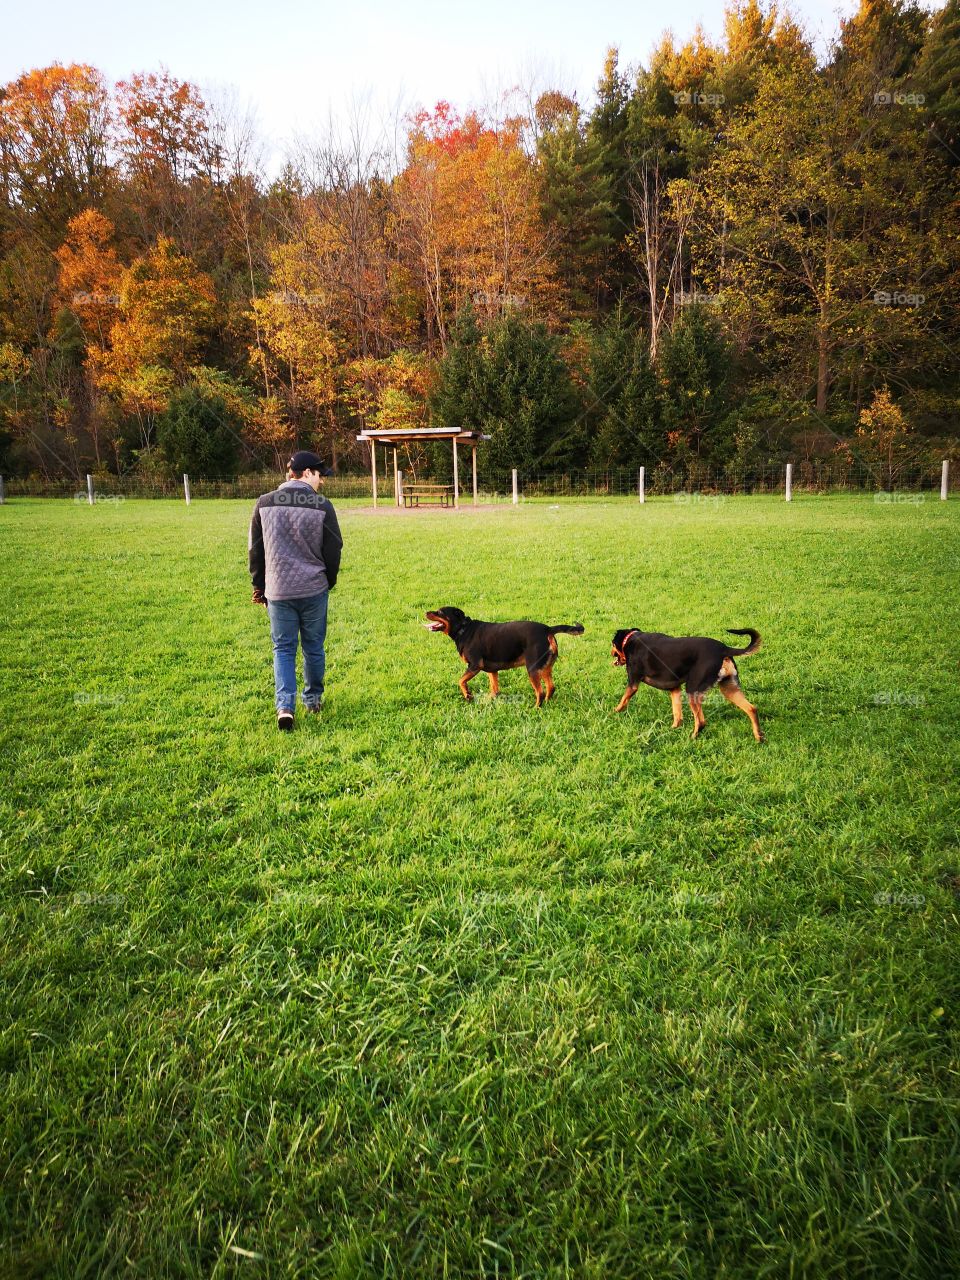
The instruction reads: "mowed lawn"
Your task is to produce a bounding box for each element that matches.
[1,495,958,1279]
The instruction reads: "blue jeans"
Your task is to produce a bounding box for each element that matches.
[267,591,329,712]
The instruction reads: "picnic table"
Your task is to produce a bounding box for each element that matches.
[402,483,455,508]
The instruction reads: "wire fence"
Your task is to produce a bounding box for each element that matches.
[2,460,953,501]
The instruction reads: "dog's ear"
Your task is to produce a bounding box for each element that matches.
[612,629,628,648]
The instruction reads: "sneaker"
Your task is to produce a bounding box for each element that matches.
[277,708,294,732]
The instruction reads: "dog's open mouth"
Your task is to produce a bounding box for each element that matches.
[424,613,446,632]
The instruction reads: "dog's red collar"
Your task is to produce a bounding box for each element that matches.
[614,629,639,666]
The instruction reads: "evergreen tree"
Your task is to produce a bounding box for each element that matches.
[657,304,732,461]
[157,378,242,476]
[432,306,581,472]
[585,312,661,468]
[918,0,960,163]
[536,94,614,318]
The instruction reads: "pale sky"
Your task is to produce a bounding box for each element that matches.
[5,0,863,168]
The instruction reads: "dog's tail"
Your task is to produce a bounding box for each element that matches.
[725,628,761,656]
[548,623,585,636]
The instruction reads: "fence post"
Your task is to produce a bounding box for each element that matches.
[512,469,518,505]
[397,469,403,508]
[0,475,4,505]
[86,474,94,505]
[785,463,793,502]
[183,473,191,505]
[942,460,949,501]
[638,467,645,504]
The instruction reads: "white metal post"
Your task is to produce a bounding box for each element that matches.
[942,460,949,501]
[0,475,5,505]
[785,463,793,502]
[638,467,645,504]
[393,448,399,506]
[86,474,94,505]
[512,469,518,505]
[183,473,191,505]
[472,445,478,506]
[370,441,378,510]
[452,437,460,508]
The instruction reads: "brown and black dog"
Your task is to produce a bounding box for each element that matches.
[426,607,584,707]
[611,627,764,740]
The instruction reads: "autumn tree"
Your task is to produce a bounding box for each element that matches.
[0,64,112,243]
[114,69,220,258]
[839,384,928,487]
[92,236,216,456]
[392,102,558,352]
[698,13,952,426]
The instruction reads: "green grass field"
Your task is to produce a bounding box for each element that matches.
[2,495,958,1278]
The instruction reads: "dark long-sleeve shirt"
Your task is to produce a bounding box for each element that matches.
[248,481,343,600]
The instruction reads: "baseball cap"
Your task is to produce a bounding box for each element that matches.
[288,450,333,476]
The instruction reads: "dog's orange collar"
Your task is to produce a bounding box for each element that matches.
[614,629,639,665]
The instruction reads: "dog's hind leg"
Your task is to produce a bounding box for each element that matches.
[527,667,546,708]
[459,669,480,702]
[670,689,684,728]
[688,692,706,738]
[614,684,639,713]
[541,664,556,700]
[719,678,764,741]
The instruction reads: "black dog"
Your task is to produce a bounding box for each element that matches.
[426,607,584,707]
[611,627,763,740]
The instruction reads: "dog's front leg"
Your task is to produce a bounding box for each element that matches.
[614,684,638,713]
[459,669,480,701]
[670,689,684,728]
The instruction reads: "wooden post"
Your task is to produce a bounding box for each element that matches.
[452,436,460,508]
[0,475,5,505]
[86,474,94,505]
[512,469,518,505]
[638,467,645,504]
[472,445,478,506]
[393,448,400,507]
[942,459,949,501]
[370,440,378,510]
[397,470,403,508]
[183,473,191,505]
[785,463,793,502]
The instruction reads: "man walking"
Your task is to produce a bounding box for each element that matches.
[249,451,343,731]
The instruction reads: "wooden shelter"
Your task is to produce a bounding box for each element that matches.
[356,427,490,510]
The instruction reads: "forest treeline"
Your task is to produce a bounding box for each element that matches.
[1,0,958,482]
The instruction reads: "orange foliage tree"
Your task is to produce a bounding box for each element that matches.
[391,102,559,353]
